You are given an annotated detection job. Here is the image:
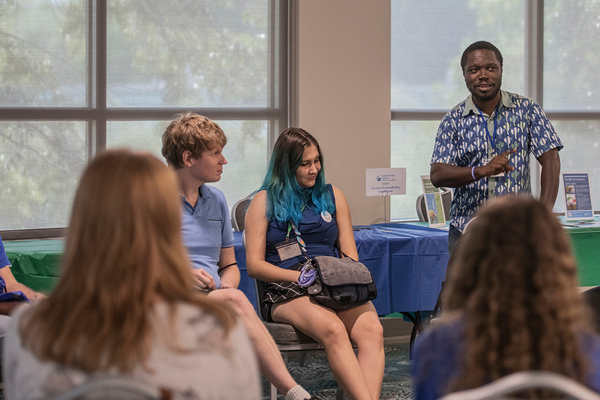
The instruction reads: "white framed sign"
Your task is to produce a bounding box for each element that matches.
[365,168,406,197]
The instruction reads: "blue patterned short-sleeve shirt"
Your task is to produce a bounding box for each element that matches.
[431,91,563,232]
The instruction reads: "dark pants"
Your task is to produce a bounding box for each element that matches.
[448,224,462,255]
[435,225,462,316]
[583,286,600,333]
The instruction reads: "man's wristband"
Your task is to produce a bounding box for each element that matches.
[471,166,477,182]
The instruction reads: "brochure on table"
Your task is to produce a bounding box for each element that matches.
[562,172,594,221]
[421,175,446,228]
[365,168,406,196]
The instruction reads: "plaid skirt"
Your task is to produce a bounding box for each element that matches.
[262,262,308,321]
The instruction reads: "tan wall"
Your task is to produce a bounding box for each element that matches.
[296,0,391,225]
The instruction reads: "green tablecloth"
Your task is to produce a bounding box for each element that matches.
[4,217,600,292]
[4,239,63,293]
[411,217,600,287]
[562,218,600,287]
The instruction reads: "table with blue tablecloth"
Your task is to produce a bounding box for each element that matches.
[5,223,450,316]
[7,219,600,312]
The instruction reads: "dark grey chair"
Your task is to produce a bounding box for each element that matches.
[439,371,600,400]
[230,191,258,232]
[253,277,410,400]
[243,218,411,400]
[253,278,344,400]
[45,376,175,400]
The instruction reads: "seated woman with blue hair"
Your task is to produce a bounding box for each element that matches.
[245,128,385,400]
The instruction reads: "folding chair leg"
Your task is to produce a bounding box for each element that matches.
[299,353,307,367]
[336,385,344,400]
[409,323,418,360]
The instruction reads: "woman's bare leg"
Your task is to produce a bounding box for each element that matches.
[272,296,375,400]
[338,302,385,400]
[208,289,303,397]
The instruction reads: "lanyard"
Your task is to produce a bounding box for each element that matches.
[285,203,306,240]
[288,217,315,286]
[287,217,309,261]
[476,105,499,155]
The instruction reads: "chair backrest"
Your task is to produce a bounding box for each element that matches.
[439,371,600,400]
[416,188,453,223]
[441,188,452,220]
[45,376,170,400]
[242,230,269,322]
[231,190,258,231]
[416,194,427,222]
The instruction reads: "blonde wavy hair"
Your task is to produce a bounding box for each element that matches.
[161,113,227,169]
[443,195,591,393]
[20,149,234,373]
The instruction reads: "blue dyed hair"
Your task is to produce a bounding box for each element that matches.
[261,128,335,223]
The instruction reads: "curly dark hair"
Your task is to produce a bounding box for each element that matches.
[444,195,592,395]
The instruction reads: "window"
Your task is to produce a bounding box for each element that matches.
[0,0,287,238]
[391,0,600,220]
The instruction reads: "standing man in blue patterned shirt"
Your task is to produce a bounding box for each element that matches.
[430,41,562,252]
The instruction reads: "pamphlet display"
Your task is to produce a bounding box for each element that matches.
[562,172,594,221]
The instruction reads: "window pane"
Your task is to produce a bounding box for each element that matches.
[106,120,166,155]
[544,1,600,110]
[107,0,273,108]
[391,0,525,110]
[107,120,268,209]
[390,121,440,220]
[0,1,87,107]
[551,121,600,213]
[0,122,87,230]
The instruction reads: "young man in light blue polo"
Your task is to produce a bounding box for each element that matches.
[162,113,315,400]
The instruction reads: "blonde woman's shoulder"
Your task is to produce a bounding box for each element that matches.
[143,301,261,399]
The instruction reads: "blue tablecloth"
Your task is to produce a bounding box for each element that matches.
[235,223,450,315]
[5,223,450,316]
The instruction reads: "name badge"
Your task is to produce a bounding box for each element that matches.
[482,153,507,178]
[276,240,302,261]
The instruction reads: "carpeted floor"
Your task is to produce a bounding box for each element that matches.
[0,339,411,400]
[261,337,412,400]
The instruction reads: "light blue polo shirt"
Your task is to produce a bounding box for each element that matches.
[181,185,235,289]
[0,235,10,293]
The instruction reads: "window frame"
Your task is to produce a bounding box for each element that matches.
[390,0,600,221]
[0,1,288,240]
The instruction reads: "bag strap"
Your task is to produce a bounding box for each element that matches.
[337,248,357,262]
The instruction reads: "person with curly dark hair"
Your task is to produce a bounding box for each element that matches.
[411,196,600,399]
